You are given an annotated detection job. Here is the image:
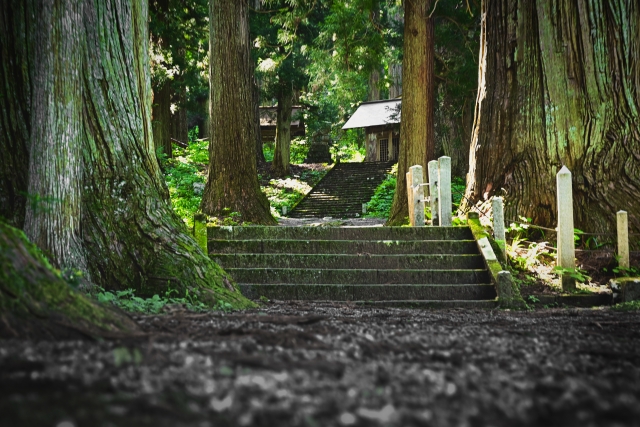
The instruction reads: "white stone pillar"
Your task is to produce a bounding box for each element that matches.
[428,160,439,226]
[406,172,414,226]
[492,197,506,258]
[408,165,425,227]
[438,156,452,226]
[617,210,630,269]
[556,166,576,291]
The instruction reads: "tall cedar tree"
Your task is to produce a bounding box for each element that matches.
[201,0,275,224]
[464,0,640,233]
[386,0,435,225]
[0,0,254,322]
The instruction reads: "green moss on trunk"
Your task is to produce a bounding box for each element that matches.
[0,221,139,339]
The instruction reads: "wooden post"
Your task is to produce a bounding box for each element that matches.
[492,197,506,258]
[617,210,630,269]
[428,160,439,226]
[406,165,425,227]
[556,166,575,291]
[438,156,452,226]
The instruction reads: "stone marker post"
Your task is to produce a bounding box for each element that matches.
[282,206,288,216]
[428,160,439,226]
[617,210,630,269]
[556,166,576,292]
[362,203,367,215]
[438,156,452,226]
[407,165,425,227]
[406,172,414,226]
[492,197,506,258]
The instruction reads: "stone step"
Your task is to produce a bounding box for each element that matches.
[226,268,491,285]
[208,226,473,241]
[210,239,479,255]
[355,300,499,309]
[289,161,394,218]
[238,283,497,301]
[212,253,484,270]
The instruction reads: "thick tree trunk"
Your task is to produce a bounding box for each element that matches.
[464,0,640,234]
[368,70,381,101]
[201,0,275,224]
[388,63,402,99]
[272,87,293,177]
[170,87,189,146]
[152,81,173,159]
[387,0,435,225]
[0,2,30,229]
[0,221,138,339]
[253,75,267,166]
[0,0,254,309]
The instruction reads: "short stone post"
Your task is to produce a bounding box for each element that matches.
[617,210,630,269]
[556,166,576,292]
[406,165,425,227]
[362,203,367,215]
[428,160,439,226]
[282,205,288,216]
[406,172,414,225]
[438,156,452,226]
[193,213,208,254]
[492,197,506,259]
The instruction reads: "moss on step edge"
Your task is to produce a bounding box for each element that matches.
[467,212,526,309]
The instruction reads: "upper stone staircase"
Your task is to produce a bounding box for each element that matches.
[288,161,395,218]
[209,226,498,308]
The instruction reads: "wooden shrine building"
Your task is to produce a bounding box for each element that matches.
[342,98,401,162]
[259,106,306,142]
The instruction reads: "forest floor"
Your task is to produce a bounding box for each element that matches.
[1,302,640,427]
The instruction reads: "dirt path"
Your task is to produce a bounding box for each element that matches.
[1,303,639,427]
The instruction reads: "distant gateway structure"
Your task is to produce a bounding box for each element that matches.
[342,98,401,162]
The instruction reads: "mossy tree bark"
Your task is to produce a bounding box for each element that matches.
[0,221,139,339]
[201,0,275,224]
[0,0,255,309]
[387,0,435,225]
[464,0,640,233]
[271,86,293,178]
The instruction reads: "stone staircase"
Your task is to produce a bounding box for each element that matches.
[288,161,395,218]
[209,226,498,308]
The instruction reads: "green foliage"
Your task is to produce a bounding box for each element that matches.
[612,300,640,311]
[149,0,209,112]
[608,264,640,278]
[164,127,207,228]
[451,176,466,210]
[331,132,366,163]
[290,138,310,164]
[553,266,591,284]
[96,287,233,314]
[526,295,540,304]
[264,137,311,165]
[365,173,396,218]
[263,168,328,217]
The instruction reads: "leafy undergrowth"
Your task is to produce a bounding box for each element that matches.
[364,165,466,222]
[163,127,331,226]
[474,209,640,300]
[95,287,233,314]
[258,162,331,219]
[364,165,397,218]
[612,300,640,311]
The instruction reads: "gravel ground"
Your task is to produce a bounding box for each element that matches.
[1,302,639,427]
